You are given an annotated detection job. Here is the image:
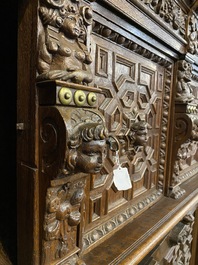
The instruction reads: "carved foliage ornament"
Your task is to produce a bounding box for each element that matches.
[141,0,198,55]
[42,181,85,265]
[164,213,195,265]
[148,212,195,264]
[139,0,186,37]
[37,0,93,84]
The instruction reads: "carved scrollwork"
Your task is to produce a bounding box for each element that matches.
[172,111,198,190]
[40,118,59,170]
[39,106,109,178]
[37,0,93,84]
[39,104,110,264]
[171,113,193,192]
[174,115,192,143]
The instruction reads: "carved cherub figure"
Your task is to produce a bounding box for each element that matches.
[65,110,109,174]
[66,123,108,174]
[128,120,151,147]
[175,60,194,102]
[37,0,93,84]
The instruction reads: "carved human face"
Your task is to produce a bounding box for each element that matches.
[61,14,83,39]
[75,140,106,173]
[135,129,149,146]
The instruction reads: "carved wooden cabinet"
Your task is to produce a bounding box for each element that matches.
[17,0,198,264]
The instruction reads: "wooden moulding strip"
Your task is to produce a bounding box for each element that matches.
[82,174,198,265]
[118,188,198,265]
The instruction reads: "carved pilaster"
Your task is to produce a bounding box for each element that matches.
[171,59,198,199]
[38,81,109,263]
[37,0,109,264]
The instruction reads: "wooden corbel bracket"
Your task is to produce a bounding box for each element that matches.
[170,103,195,199]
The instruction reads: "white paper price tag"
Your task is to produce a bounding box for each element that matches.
[113,166,132,191]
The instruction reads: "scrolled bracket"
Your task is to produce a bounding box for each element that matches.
[170,104,194,199]
[174,112,193,148]
[38,80,110,264]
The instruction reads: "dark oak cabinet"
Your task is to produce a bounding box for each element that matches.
[17,0,198,264]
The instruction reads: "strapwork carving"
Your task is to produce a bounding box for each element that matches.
[37,0,93,84]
